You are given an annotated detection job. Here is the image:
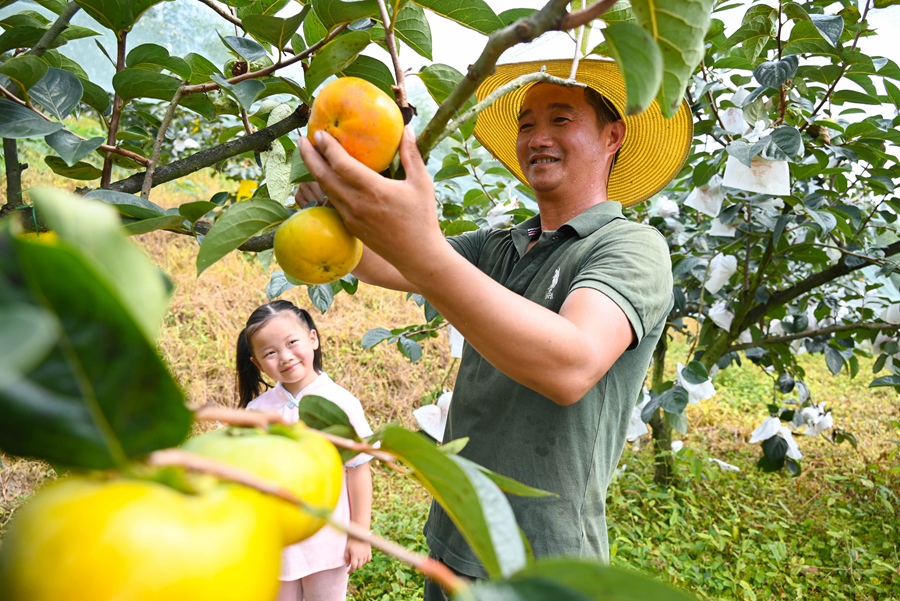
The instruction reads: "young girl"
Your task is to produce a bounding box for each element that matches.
[236,300,373,601]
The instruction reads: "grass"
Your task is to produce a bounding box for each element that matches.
[1,168,899,600]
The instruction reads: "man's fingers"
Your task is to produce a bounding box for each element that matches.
[398,125,428,185]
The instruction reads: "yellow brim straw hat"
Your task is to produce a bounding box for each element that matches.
[473,58,694,208]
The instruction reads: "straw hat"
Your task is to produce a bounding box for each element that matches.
[473,58,694,208]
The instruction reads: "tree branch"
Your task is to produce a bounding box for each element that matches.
[104,105,310,195]
[28,1,81,58]
[742,239,900,327]
[375,0,408,108]
[729,322,900,352]
[142,87,186,199]
[194,0,242,27]
[560,0,617,30]
[101,31,128,187]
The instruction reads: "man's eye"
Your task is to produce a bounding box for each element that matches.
[518,122,532,132]
[554,116,570,123]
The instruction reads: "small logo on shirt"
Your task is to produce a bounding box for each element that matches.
[546,267,560,299]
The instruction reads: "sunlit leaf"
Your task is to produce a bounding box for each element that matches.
[415,0,503,35]
[197,199,288,275]
[44,130,104,167]
[0,304,59,389]
[602,21,663,116]
[305,30,371,94]
[30,67,83,120]
[0,55,48,91]
[393,2,432,60]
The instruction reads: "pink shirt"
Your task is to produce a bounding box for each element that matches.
[247,374,373,580]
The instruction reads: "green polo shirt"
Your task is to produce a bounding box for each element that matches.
[424,201,673,577]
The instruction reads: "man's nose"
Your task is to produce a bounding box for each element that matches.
[528,123,553,148]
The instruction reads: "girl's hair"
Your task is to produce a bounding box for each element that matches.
[235,300,323,408]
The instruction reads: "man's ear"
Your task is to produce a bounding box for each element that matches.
[605,120,626,155]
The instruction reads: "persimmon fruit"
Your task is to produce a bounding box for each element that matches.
[273,205,363,285]
[182,423,344,544]
[0,476,282,601]
[307,76,404,173]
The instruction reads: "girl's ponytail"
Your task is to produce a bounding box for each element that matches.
[235,327,267,408]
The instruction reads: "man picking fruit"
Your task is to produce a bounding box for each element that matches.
[299,59,692,599]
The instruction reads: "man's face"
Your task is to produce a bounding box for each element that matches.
[515,84,616,197]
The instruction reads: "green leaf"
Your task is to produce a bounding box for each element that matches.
[243,10,307,52]
[74,0,164,32]
[305,30,371,94]
[810,14,843,47]
[29,67,83,120]
[783,20,839,57]
[434,164,469,182]
[297,394,354,433]
[658,385,689,415]
[393,2,432,60]
[121,214,187,236]
[602,21,663,116]
[415,0,503,35]
[397,335,422,361]
[472,578,593,601]
[0,304,59,388]
[33,189,171,342]
[680,360,709,385]
[308,282,334,313]
[43,156,102,180]
[374,425,528,579]
[221,34,269,62]
[630,0,713,118]
[44,130,104,166]
[266,270,296,300]
[769,125,802,158]
[509,558,702,601]
[870,375,900,387]
[0,55,49,91]
[290,148,316,183]
[361,327,393,348]
[824,346,844,374]
[453,455,555,498]
[498,8,537,26]
[236,0,289,19]
[0,203,191,471]
[338,54,395,97]
[125,43,192,80]
[196,199,289,275]
[417,63,476,137]
[178,201,218,223]
[304,6,329,45]
[85,189,166,220]
[211,73,266,110]
[312,0,379,29]
[113,68,180,102]
[806,208,837,235]
[0,99,62,138]
[753,55,799,88]
[78,77,111,113]
[183,52,224,85]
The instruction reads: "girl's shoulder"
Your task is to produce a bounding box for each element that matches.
[246,384,287,411]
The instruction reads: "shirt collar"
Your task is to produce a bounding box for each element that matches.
[511,201,624,247]
[275,372,328,409]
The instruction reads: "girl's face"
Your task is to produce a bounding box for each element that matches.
[250,314,320,395]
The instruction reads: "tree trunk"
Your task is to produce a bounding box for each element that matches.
[648,334,676,487]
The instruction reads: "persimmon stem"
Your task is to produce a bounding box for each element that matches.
[375,0,408,108]
[148,448,466,595]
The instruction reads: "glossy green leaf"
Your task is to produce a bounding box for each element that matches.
[33,189,171,341]
[0,55,48,91]
[178,201,219,223]
[183,52,224,85]
[658,385,689,415]
[0,99,62,138]
[680,360,709,385]
[0,192,191,470]
[212,74,266,110]
[374,425,527,579]
[339,55,395,97]
[290,148,316,183]
[602,21,663,116]
[297,394,355,433]
[870,375,900,387]
[415,0,503,35]
[305,30,371,94]
[180,93,217,120]
[453,455,554,498]
[221,34,269,62]
[125,43,192,80]
[113,68,180,102]
[471,576,592,600]
[308,282,335,313]
[0,304,59,389]
[394,2,432,60]
[243,10,307,52]
[417,63,476,137]
[508,558,701,601]
[121,214,188,236]
[782,20,839,57]
[498,7,537,26]
[196,199,289,275]
[312,0,379,29]
[30,67,83,120]
[44,157,102,180]
[85,189,166,220]
[630,0,713,118]
[77,77,111,114]
[810,14,843,47]
[236,0,289,19]
[0,26,46,55]
[753,55,799,88]
[44,130,104,166]
[769,125,802,159]
[74,0,164,32]
[303,6,329,45]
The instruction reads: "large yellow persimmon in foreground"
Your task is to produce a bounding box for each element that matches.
[0,476,282,601]
[182,423,344,544]
[273,206,363,285]
[307,76,404,172]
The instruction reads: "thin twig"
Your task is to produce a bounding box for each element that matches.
[560,0,618,30]
[101,32,128,187]
[147,448,468,595]
[728,322,900,352]
[568,0,587,80]
[194,0,242,27]
[375,0,408,107]
[28,1,80,58]
[141,86,185,199]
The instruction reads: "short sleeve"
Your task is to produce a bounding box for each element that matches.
[570,223,673,344]
[446,228,489,264]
